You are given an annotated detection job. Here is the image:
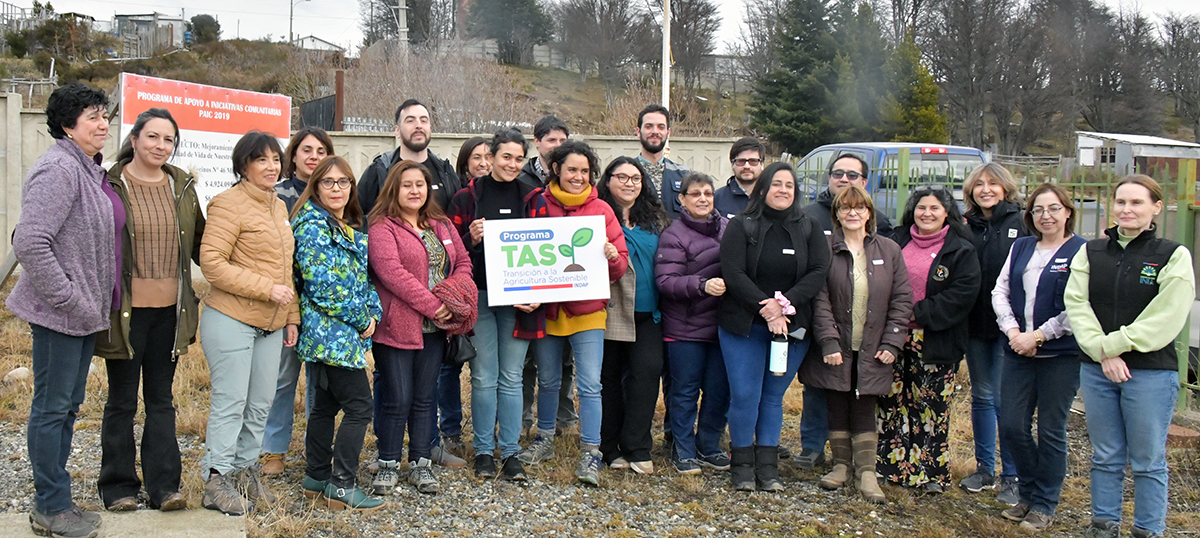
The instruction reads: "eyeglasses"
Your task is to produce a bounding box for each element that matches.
[1030,205,1064,217]
[913,184,947,195]
[684,191,714,199]
[732,158,763,167]
[613,173,642,185]
[319,178,352,190]
[837,205,869,215]
[830,170,862,180]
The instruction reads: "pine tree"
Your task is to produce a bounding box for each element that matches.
[749,0,838,154]
[881,35,947,143]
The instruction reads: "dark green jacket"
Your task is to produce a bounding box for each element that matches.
[95,159,206,359]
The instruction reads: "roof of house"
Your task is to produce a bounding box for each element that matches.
[1076,131,1200,148]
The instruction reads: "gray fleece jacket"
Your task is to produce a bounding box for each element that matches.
[6,138,116,336]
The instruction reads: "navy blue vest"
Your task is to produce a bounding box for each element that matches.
[1007,235,1086,357]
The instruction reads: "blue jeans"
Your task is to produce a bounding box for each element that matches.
[1079,363,1179,535]
[667,340,729,460]
[966,337,1016,478]
[373,333,444,462]
[800,385,828,454]
[428,361,465,449]
[534,329,604,446]
[999,352,1079,515]
[262,345,316,455]
[28,325,97,515]
[719,324,806,448]
[470,293,530,458]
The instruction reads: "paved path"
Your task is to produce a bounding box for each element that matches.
[0,510,245,538]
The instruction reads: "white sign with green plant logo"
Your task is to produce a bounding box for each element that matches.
[483,215,612,306]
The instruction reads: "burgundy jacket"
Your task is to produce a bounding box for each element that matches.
[654,212,726,343]
[799,230,913,395]
[368,216,473,349]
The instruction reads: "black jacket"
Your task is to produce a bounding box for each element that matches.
[514,156,547,190]
[965,200,1028,341]
[357,147,462,220]
[718,209,831,337]
[894,227,981,364]
[802,188,895,238]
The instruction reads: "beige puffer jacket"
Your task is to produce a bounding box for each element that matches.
[200,180,300,331]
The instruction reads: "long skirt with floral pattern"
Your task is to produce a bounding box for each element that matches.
[875,329,958,488]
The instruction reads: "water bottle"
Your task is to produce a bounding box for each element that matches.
[769,334,788,376]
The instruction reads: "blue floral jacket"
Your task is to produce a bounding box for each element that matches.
[293,201,381,369]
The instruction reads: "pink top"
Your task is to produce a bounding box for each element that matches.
[902,224,949,328]
[368,216,473,349]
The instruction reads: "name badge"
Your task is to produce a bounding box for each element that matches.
[726,213,735,218]
[499,208,512,214]
[1007,228,1018,238]
[873,259,885,265]
[782,248,795,255]
[442,239,453,246]
[1055,258,1068,263]
[824,230,832,236]
[431,184,440,190]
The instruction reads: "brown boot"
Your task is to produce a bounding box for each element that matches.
[852,432,886,504]
[818,431,852,490]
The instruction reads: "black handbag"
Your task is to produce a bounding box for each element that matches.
[443,333,476,366]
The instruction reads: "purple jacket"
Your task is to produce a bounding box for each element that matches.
[7,139,117,336]
[654,212,726,342]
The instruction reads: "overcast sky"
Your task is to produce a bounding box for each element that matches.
[38,0,1200,56]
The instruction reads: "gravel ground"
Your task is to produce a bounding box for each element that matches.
[0,398,1196,537]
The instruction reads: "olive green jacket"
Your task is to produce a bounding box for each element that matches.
[95,158,206,359]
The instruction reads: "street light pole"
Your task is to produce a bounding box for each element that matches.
[289,0,310,45]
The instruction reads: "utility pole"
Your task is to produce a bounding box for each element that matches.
[661,0,670,109]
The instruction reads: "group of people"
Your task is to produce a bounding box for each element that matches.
[11,82,1191,538]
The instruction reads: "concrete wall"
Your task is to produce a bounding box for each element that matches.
[0,93,738,258]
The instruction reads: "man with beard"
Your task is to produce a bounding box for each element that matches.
[516,115,569,189]
[634,105,689,220]
[358,99,462,217]
[714,137,765,218]
[356,98,468,469]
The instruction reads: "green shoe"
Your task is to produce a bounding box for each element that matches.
[301,476,328,500]
[322,483,384,511]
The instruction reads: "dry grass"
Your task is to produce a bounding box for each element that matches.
[0,278,1198,537]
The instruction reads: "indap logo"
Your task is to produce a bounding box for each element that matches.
[499,228,594,272]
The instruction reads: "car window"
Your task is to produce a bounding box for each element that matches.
[797,149,835,198]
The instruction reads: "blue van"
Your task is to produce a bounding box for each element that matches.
[793,142,988,218]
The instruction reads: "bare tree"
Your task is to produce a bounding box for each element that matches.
[883,0,935,43]
[1160,13,1200,140]
[345,41,538,132]
[667,0,720,96]
[728,0,788,85]
[989,2,1069,154]
[554,0,648,102]
[922,0,1014,149]
[1071,7,1161,134]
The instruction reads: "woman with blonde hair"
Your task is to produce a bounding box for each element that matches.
[960,163,1028,503]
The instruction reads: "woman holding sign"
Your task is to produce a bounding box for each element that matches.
[596,157,669,475]
[447,128,543,481]
[518,140,629,487]
[718,162,829,492]
[367,160,474,495]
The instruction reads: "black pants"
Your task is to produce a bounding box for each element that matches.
[600,313,664,463]
[305,362,374,488]
[826,351,878,435]
[98,306,181,508]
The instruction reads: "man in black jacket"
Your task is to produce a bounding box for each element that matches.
[357,99,463,218]
[794,153,894,469]
[515,115,569,189]
[714,137,765,218]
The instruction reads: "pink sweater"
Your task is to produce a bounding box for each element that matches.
[902,224,949,307]
[368,216,473,349]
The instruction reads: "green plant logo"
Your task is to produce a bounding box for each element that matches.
[558,228,593,272]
